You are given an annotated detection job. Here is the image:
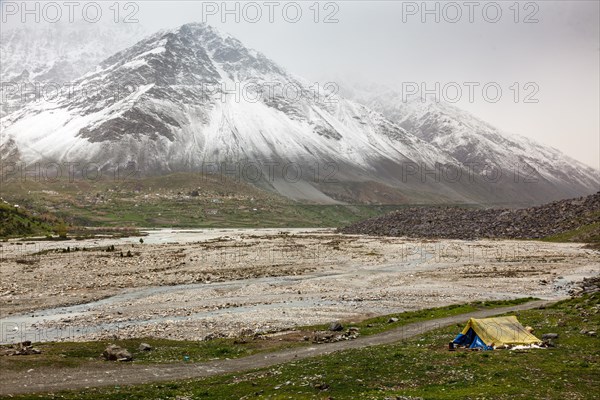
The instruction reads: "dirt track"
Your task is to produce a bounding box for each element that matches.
[0,300,553,396]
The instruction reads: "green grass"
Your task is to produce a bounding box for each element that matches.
[0,337,299,372]
[541,210,600,245]
[6,294,597,399]
[1,173,405,230]
[0,298,537,374]
[543,221,600,244]
[0,202,56,238]
[0,173,479,231]
[299,297,537,337]
[4,173,597,238]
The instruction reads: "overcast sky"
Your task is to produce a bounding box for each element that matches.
[3,1,599,169]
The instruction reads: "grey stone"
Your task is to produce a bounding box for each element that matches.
[102,344,133,361]
[542,333,559,340]
[138,342,152,351]
[328,322,343,332]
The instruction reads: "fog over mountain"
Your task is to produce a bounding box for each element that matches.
[1,22,597,205]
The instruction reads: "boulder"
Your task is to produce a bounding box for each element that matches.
[8,342,42,356]
[542,333,559,340]
[102,344,133,361]
[138,343,152,351]
[328,322,343,332]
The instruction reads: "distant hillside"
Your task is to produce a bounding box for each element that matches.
[0,173,400,229]
[340,192,600,242]
[0,200,55,238]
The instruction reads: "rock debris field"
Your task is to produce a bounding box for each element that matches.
[0,228,598,343]
[340,192,600,240]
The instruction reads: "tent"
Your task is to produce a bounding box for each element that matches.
[452,316,541,350]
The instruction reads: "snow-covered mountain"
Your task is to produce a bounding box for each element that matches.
[0,23,481,204]
[0,22,147,116]
[1,21,147,83]
[1,23,597,205]
[344,85,599,203]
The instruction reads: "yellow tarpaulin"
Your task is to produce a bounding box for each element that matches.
[460,316,542,347]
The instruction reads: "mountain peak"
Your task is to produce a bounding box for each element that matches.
[1,25,598,206]
[177,22,227,39]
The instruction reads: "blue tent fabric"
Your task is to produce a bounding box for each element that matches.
[453,328,493,351]
[469,335,493,350]
[453,330,474,346]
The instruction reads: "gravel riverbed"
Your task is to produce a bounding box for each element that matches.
[1,229,598,343]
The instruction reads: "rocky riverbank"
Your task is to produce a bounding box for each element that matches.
[2,229,597,343]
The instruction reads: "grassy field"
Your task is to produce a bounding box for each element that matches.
[0,202,57,238]
[0,298,535,373]
[6,295,599,399]
[3,174,597,243]
[1,173,405,232]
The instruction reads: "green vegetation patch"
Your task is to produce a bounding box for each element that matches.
[7,294,597,399]
[0,337,301,373]
[1,174,405,230]
[543,220,600,244]
[0,201,56,238]
[300,297,538,337]
[0,298,537,374]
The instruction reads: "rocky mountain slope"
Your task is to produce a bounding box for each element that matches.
[0,22,147,116]
[0,23,488,205]
[340,192,600,241]
[1,23,598,206]
[344,85,599,204]
[0,22,146,83]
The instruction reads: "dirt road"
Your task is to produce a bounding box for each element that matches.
[0,300,553,396]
